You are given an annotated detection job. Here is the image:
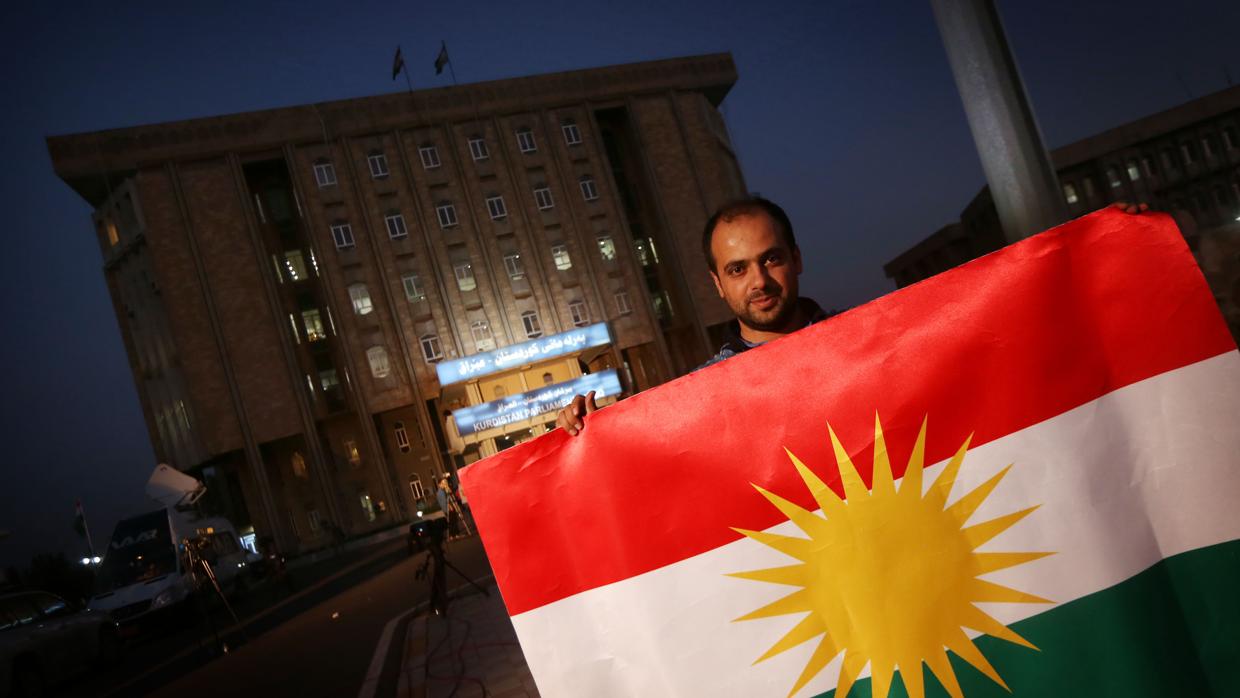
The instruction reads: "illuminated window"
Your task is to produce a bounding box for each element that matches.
[419,145,441,169]
[367,152,389,178]
[344,439,361,466]
[469,137,489,161]
[313,160,337,187]
[503,253,525,280]
[348,283,373,315]
[597,235,616,261]
[471,320,495,351]
[562,120,582,146]
[1063,183,1079,205]
[533,186,554,210]
[1126,161,1140,181]
[568,300,589,327]
[486,195,507,220]
[402,273,426,302]
[280,250,308,281]
[359,493,376,522]
[302,309,326,341]
[614,291,632,315]
[420,334,443,363]
[292,451,308,478]
[395,421,411,452]
[551,245,572,271]
[385,213,408,239]
[330,222,355,249]
[454,263,477,292]
[521,310,542,338]
[319,368,340,392]
[105,220,119,246]
[1107,168,1122,189]
[579,176,599,201]
[366,346,391,378]
[516,128,537,153]
[436,202,458,228]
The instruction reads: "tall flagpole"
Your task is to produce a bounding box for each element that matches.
[76,499,96,559]
[441,40,458,86]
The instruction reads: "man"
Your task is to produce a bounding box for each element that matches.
[556,197,827,435]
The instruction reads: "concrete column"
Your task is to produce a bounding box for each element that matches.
[930,0,1068,242]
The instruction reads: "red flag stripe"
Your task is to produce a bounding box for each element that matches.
[461,210,1236,616]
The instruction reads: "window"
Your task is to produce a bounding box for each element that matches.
[562,121,582,146]
[470,320,495,351]
[366,346,391,378]
[313,160,337,187]
[533,186,554,210]
[1083,177,1096,199]
[1141,157,1155,178]
[503,253,525,280]
[302,309,327,341]
[551,244,572,270]
[420,334,443,363]
[394,421,411,452]
[1107,168,1122,189]
[359,493,376,522]
[469,137,489,161]
[1180,143,1195,166]
[486,195,508,220]
[348,283,373,315]
[1126,161,1141,181]
[367,153,389,178]
[307,508,322,532]
[344,439,362,465]
[281,250,308,281]
[516,128,537,153]
[521,310,542,338]
[1201,137,1215,159]
[579,176,599,201]
[1063,183,1079,204]
[105,220,119,246]
[597,235,616,261]
[436,202,458,228]
[419,145,441,169]
[634,237,659,266]
[330,222,355,249]
[292,451,308,478]
[568,300,589,327]
[319,368,340,392]
[454,263,477,291]
[1162,148,1177,171]
[1225,127,1238,151]
[409,474,425,500]
[402,272,426,302]
[385,213,408,239]
[614,291,632,315]
[652,290,673,321]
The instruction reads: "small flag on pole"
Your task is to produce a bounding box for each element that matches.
[391,46,405,81]
[434,42,450,75]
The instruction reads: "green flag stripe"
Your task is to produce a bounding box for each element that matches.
[816,539,1240,698]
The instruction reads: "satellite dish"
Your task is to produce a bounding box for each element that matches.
[146,463,206,509]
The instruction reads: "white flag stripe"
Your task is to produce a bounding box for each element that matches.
[511,351,1240,698]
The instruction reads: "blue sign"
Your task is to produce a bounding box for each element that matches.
[451,370,622,436]
[436,323,612,385]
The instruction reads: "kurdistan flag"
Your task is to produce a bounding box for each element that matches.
[460,208,1240,698]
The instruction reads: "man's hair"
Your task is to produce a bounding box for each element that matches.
[701,197,797,273]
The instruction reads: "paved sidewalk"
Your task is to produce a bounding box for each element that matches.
[396,583,540,698]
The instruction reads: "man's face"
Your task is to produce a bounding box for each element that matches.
[709,212,802,334]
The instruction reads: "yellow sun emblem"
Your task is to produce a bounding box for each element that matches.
[729,416,1053,698]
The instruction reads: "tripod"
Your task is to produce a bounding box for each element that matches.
[183,537,244,654]
[415,531,489,617]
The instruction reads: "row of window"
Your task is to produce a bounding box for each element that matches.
[313,120,587,187]
[1063,127,1240,205]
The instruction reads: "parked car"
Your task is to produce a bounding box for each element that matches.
[0,590,120,697]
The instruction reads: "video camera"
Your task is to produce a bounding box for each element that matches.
[408,514,448,555]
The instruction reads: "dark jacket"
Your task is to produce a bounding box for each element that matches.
[697,297,829,370]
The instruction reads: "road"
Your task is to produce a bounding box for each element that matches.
[58,534,492,698]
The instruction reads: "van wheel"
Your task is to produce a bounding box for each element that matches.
[11,661,44,698]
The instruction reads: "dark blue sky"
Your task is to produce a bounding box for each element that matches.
[1,0,1236,567]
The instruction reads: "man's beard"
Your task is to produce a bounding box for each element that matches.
[734,292,799,333]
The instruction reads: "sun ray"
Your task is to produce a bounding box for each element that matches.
[943,627,1008,690]
[831,648,868,698]
[753,613,826,663]
[785,633,842,698]
[899,416,928,499]
[871,413,896,497]
[734,589,813,622]
[785,448,846,518]
[973,551,1054,575]
[968,578,1052,604]
[960,605,1038,650]
[961,506,1039,549]
[924,647,964,698]
[751,485,831,539]
[945,464,1013,525]
[827,424,871,502]
[901,661,925,698]
[727,564,808,587]
[925,434,973,511]
[731,527,818,562]
[870,656,895,698]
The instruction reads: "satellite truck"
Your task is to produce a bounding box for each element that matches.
[87,465,259,635]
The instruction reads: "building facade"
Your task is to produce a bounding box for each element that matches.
[885,86,1240,338]
[48,54,747,554]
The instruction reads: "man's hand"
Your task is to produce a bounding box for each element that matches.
[555,391,598,436]
[1112,201,1149,214]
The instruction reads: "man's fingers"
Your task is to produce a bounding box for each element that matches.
[584,390,598,414]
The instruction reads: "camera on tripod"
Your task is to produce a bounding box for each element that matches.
[408,512,448,556]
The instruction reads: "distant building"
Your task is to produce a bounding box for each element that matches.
[885,86,1240,340]
[47,54,748,553]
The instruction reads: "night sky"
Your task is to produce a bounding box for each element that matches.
[1,0,1236,568]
